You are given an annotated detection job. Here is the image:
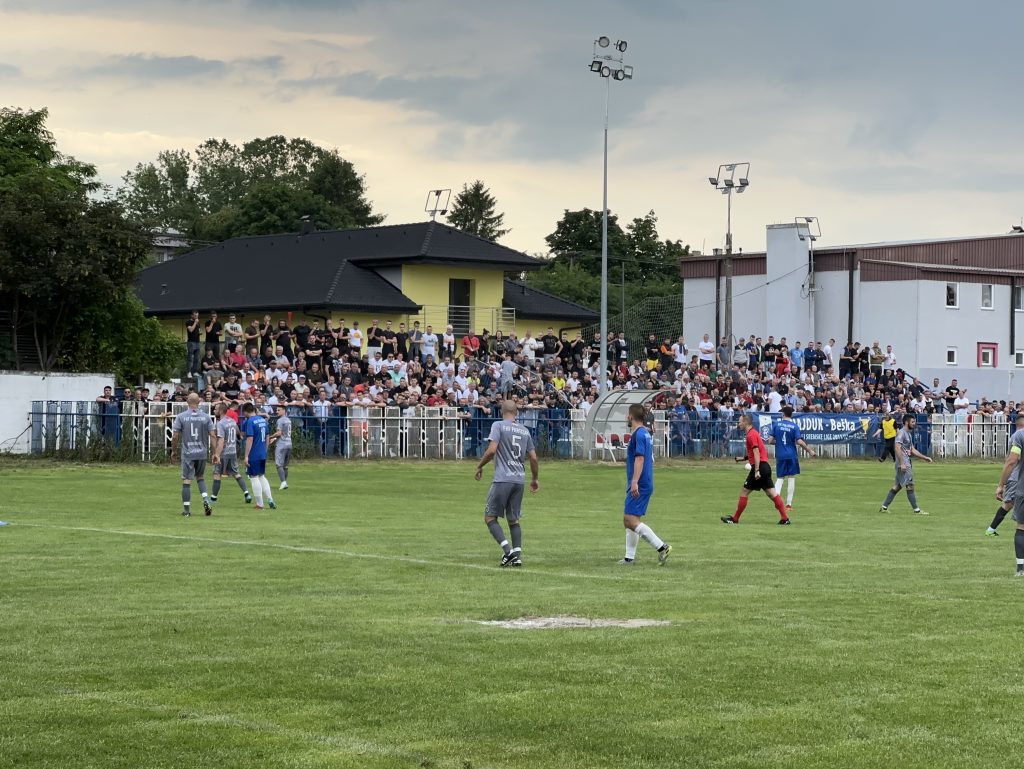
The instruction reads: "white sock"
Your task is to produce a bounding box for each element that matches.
[201,491,208,499]
[252,480,264,506]
[625,529,639,559]
[260,476,273,502]
[635,523,664,551]
[1017,558,1024,566]
[786,477,796,507]
[774,478,784,495]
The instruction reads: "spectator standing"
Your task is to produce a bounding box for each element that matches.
[259,314,274,353]
[273,320,293,361]
[615,331,630,364]
[462,328,481,360]
[644,334,660,370]
[205,311,222,356]
[408,321,423,361]
[672,336,689,367]
[223,313,243,352]
[366,320,383,359]
[442,325,457,359]
[698,334,715,369]
[823,339,835,371]
[186,310,202,377]
[869,341,885,377]
[380,320,397,358]
[395,322,409,361]
[716,337,731,370]
[421,325,437,363]
[945,379,961,412]
[883,345,897,374]
[349,321,363,358]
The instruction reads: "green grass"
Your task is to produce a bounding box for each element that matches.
[0,458,1019,768]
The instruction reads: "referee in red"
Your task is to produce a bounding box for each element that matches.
[721,413,791,525]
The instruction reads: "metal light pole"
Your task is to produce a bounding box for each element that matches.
[796,216,821,343]
[589,36,632,396]
[708,163,750,360]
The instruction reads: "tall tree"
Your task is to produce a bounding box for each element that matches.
[118,135,384,241]
[526,207,687,311]
[0,107,180,379]
[445,180,510,241]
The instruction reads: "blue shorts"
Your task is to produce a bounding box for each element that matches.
[776,456,800,478]
[624,489,653,517]
[246,458,267,477]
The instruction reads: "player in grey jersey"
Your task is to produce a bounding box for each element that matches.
[171,393,217,517]
[987,413,1024,536]
[996,421,1024,576]
[210,402,252,505]
[268,404,292,489]
[879,413,932,515]
[474,400,539,567]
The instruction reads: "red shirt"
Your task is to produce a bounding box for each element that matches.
[745,427,767,466]
[462,335,480,357]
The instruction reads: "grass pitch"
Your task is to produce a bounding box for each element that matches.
[0,458,1019,768]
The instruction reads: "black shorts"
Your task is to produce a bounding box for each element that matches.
[744,461,774,491]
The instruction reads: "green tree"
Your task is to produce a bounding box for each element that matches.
[0,106,176,380]
[118,135,384,240]
[446,180,510,241]
[526,208,688,312]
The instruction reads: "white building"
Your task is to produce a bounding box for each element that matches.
[682,225,1024,400]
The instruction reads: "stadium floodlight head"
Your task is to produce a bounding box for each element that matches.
[600,65,612,78]
[1013,224,1024,233]
[622,65,634,79]
[723,178,734,187]
[795,216,821,241]
[738,177,749,187]
[590,60,602,72]
[616,40,628,52]
[735,186,746,194]
[613,68,626,81]
[597,35,611,48]
[708,177,718,186]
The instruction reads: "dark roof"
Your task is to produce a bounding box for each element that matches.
[138,250,420,316]
[502,280,599,323]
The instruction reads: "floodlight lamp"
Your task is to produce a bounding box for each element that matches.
[597,36,611,48]
[721,188,729,195]
[708,177,718,186]
[725,164,736,171]
[1012,225,1024,233]
[739,177,749,186]
[601,65,611,77]
[735,186,746,194]
[616,40,628,52]
[723,178,734,187]
[622,65,634,79]
[613,69,625,81]
[590,60,602,73]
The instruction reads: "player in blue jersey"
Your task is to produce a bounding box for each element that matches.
[242,402,276,510]
[767,405,815,512]
[619,404,672,565]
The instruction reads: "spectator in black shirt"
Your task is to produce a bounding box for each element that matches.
[614,331,629,363]
[396,322,409,360]
[186,310,202,376]
[381,320,397,357]
[541,327,561,362]
[645,334,660,369]
[274,320,293,361]
[204,311,222,356]
[945,379,961,411]
[292,321,312,350]
[259,314,274,352]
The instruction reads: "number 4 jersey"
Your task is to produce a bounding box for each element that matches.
[488,419,535,483]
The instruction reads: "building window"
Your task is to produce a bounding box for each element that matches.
[978,342,998,368]
[1015,286,1024,311]
[1015,350,1024,367]
[946,347,957,365]
[981,284,993,310]
[946,282,959,308]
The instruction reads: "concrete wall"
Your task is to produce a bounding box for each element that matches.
[766,224,812,344]
[858,280,920,374]
[730,274,767,343]
[0,371,115,454]
[683,276,717,341]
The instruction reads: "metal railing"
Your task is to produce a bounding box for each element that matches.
[24,403,1019,462]
[405,305,516,337]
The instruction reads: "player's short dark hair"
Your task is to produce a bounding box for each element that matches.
[903,413,916,425]
[628,404,645,423]
[781,405,794,417]
[242,403,256,415]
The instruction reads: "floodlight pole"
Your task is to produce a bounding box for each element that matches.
[589,35,631,397]
[724,188,733,360]
[600,77,610,396]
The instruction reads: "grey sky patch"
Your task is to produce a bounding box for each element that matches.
[0,63,21,78]
[81,53,228,80]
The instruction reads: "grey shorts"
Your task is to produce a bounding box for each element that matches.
[485,481,525,521]
[181,458,206,480]
[217,455,239,477]
[1006,478,1017,505]
[275,445,291,467]
[895,465,914,488]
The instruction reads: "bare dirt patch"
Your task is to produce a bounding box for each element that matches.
[472,615,671,630]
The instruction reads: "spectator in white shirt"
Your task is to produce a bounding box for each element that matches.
[697,334,715,367]
[672,336,689,365]
[883,345,896,372]
[421,325,438,362]
[766,387,783,413]
[442,325,457,359]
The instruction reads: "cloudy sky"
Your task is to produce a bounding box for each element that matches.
[2,0,1022,255]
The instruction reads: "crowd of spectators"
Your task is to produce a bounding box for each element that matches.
[95,312,1018,456]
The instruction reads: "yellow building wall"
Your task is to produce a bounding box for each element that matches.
[400,264,510,334]
[512,319,586,340]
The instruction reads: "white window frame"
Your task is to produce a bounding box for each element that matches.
[1015,286,1024,312]
[945,282,959,309]
[980,347,994,367]
[981,283,994,310]
[1015,350,1024,367]
[946,347,958,366]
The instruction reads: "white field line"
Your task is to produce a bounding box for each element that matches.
[58,688,489,769]
[10,522,658,582]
